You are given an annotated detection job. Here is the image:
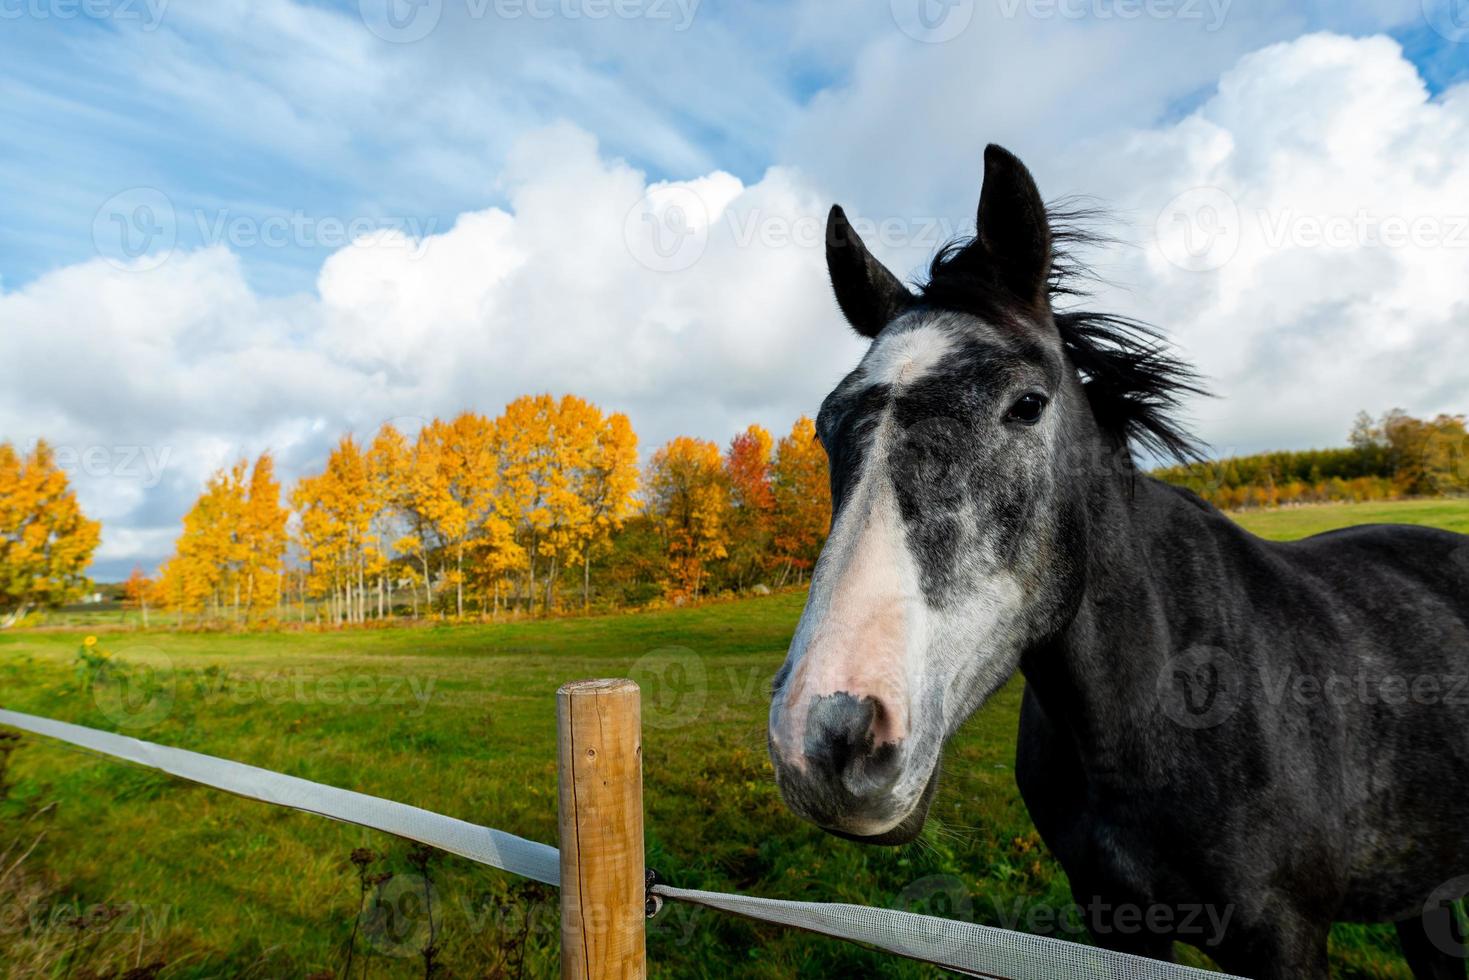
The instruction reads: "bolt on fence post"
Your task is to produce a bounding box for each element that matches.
[557,679,646,979]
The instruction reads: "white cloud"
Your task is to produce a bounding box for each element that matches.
[1058,33,1469,454]
[781,0,1423,241]
[0,124,861,576]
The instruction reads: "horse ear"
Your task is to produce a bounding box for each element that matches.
[826,205,912,339]
[976,144,1051,306]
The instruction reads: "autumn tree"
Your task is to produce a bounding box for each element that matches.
[1338,409,1469,499]
[366,424,411,618]
[168,461,247,620]
[644,436,730,601]
[497,395,600,613]
[292,437,375,624]
[240,453,288,622]
[414,413,522,618]
[396,426,449,611]
[0,440,102,626]
[155,556,190,628]
[290,468,339,622]
[1377,410,1469,496]
[122,565,153,628]
[575,411,639,610]
[158,452,286,624]
[771,416,831,584]
[724,424,775,590]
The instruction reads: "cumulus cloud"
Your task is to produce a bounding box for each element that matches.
[3,30,1467,577]
[782,0,1423,231]
[0,124,862,576]
[1058,33,1469,454]
[307,123,862,435]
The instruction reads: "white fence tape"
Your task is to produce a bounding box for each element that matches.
[0,709,559,886]
[652,884,1246,979]
[0,708,1247,979]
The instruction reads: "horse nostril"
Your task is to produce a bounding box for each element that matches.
[843,737,901,799]
[804,692,902,797]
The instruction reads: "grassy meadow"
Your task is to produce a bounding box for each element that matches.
[4,498,1467,978]
[1228,497,1469,540]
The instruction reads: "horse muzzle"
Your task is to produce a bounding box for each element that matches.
[768,690,938,844]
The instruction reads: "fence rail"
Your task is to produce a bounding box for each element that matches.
[0,691,1245,979]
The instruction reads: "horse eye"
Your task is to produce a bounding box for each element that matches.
[1005,393,1048,425]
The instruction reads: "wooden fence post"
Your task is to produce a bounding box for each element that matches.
[557,679,646,979]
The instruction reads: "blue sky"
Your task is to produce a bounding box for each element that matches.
[5,1,1462,295]
[1,0,1467,577]
[2,1,805,293]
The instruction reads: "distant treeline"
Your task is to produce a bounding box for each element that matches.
[2,395,833,630]
[141,396,831,627]
[1154,410,1469,510]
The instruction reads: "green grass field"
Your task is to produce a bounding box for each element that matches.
[3,498,1465,978]
[1229,497,1469,541]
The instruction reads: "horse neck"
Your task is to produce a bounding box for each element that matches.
[1021,466,1261,770]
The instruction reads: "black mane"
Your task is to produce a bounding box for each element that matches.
[916,207,1207,465]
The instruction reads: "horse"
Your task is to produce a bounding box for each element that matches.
[765,144,1469,979]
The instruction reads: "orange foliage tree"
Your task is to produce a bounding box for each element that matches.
[724,424,775,590]
[122,565,153,628]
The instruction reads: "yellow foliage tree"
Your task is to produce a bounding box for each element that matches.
[644,436,730,601]
[497,395,598,613]
[576,411,639,610]
[169,461,247,620]
[771,416,831,584]
[155,556,189,628]
[0,440,102,626]
[291,437,375,624]
[240,453,288,623]
[393,426,448,611]
[158,452,286,624]
[367,424,411,618]
[413,413,523,618]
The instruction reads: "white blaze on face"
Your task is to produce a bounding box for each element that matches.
[859,322,959,387]
[770,322,958,774]
[773,438,918,768]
